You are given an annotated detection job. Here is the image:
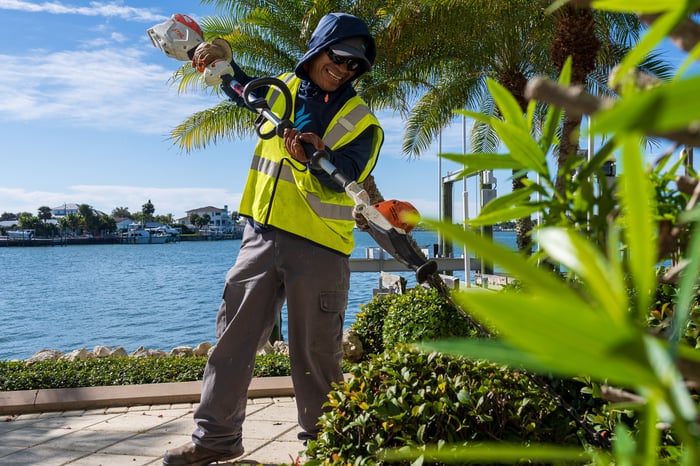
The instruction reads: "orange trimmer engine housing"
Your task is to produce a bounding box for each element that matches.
[373,200,419,233]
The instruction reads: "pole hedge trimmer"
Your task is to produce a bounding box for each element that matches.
[147,14,448,288]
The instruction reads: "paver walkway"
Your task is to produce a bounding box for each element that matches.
[0,378,306,465]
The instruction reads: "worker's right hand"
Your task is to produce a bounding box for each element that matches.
[192,38,232,72]
[284,128,324,164]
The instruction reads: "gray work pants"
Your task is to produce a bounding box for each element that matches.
[192,223,349,453]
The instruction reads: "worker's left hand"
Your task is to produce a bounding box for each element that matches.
[283,128,325,163]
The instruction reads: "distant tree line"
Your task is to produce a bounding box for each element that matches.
[0,200,195,237]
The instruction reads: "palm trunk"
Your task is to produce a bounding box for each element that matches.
[551,5,599,194]
[500,69,534,254]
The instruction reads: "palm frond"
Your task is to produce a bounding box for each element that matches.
[169,102,256,153]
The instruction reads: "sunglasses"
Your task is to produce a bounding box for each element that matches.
[325,49,361,71]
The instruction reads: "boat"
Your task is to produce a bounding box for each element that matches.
[7,229,35,239]
[151,226,181,242]
[123,228,169,244]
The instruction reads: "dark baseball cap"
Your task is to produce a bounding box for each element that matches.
[329,37,371,70]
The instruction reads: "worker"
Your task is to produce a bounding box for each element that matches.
[163,12,383,466]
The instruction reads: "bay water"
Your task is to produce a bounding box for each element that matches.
[0,230,515,360]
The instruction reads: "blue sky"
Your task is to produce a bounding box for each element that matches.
[0,0,474,222]
[0,1,692,223]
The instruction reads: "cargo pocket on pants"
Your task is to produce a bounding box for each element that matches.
[315,291,347,350]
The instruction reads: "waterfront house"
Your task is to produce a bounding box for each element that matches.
[51,203,107,218]
[179,205,241,234]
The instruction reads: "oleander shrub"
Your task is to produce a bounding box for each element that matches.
[306,346,584,465]
[352,286,479,359]
[0,353,291,391]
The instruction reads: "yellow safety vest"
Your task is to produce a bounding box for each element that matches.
[239,74,383,255]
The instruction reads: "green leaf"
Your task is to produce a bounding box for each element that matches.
[449,289,657,387]
[458,109,498,127]
[479,185,538,215]
[468,186,541,226]
[487,79,528,131]
[592,75,700,136]
[420,339,559,375]
[424,220,580,301]
[610,7,687,83]
[489,120,548,175]
[572,139,617,181]
[536,227,627,322]
[642,338,697,423]
[468,205,542,227]
[590,0,688,14]
[671,221,700,355]
[618,136,657,318]
[539,58,569,152]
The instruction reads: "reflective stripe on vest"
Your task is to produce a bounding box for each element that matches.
[249,155,353,221]
[323,104,371,147]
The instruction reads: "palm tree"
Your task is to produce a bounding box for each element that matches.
[112,207,132,219]
[37,206,53,224]
[141,200,155,224]
[365,0,554,253]
[372,0,670,251]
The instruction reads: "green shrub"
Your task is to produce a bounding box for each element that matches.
[352,287,479,359]
[353,293,394,356]
[306,346,583,465]
[253,353,292,377]
[382,286,477,348]
[0,353,292,391]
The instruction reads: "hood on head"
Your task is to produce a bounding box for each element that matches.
[295,13,376,82]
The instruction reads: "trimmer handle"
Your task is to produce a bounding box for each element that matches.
[242,77,294,139]
[225,76,332,165]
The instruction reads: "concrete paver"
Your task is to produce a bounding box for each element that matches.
[1,379,306,465]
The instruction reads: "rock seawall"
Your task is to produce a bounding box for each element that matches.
[21,329,364,364]
[19,330,363,364]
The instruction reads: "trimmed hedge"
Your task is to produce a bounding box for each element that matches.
[0,353,292,391]
[352,286,480,358]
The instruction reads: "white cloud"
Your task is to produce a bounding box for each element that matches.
[0,0,168,22]
[0,48,218,134]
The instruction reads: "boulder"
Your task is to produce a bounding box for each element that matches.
[130,346,151,358]
[92,345,111,358]
[25,349,63,364]
[170,346,194,357]
[109,346,128,358]
[342,329,364,363]
[61,348,91,361]
[272,341,289,355]
[193,342,212,356]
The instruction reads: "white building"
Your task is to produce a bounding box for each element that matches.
[180,205,240,233]
[51,203,107,217]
